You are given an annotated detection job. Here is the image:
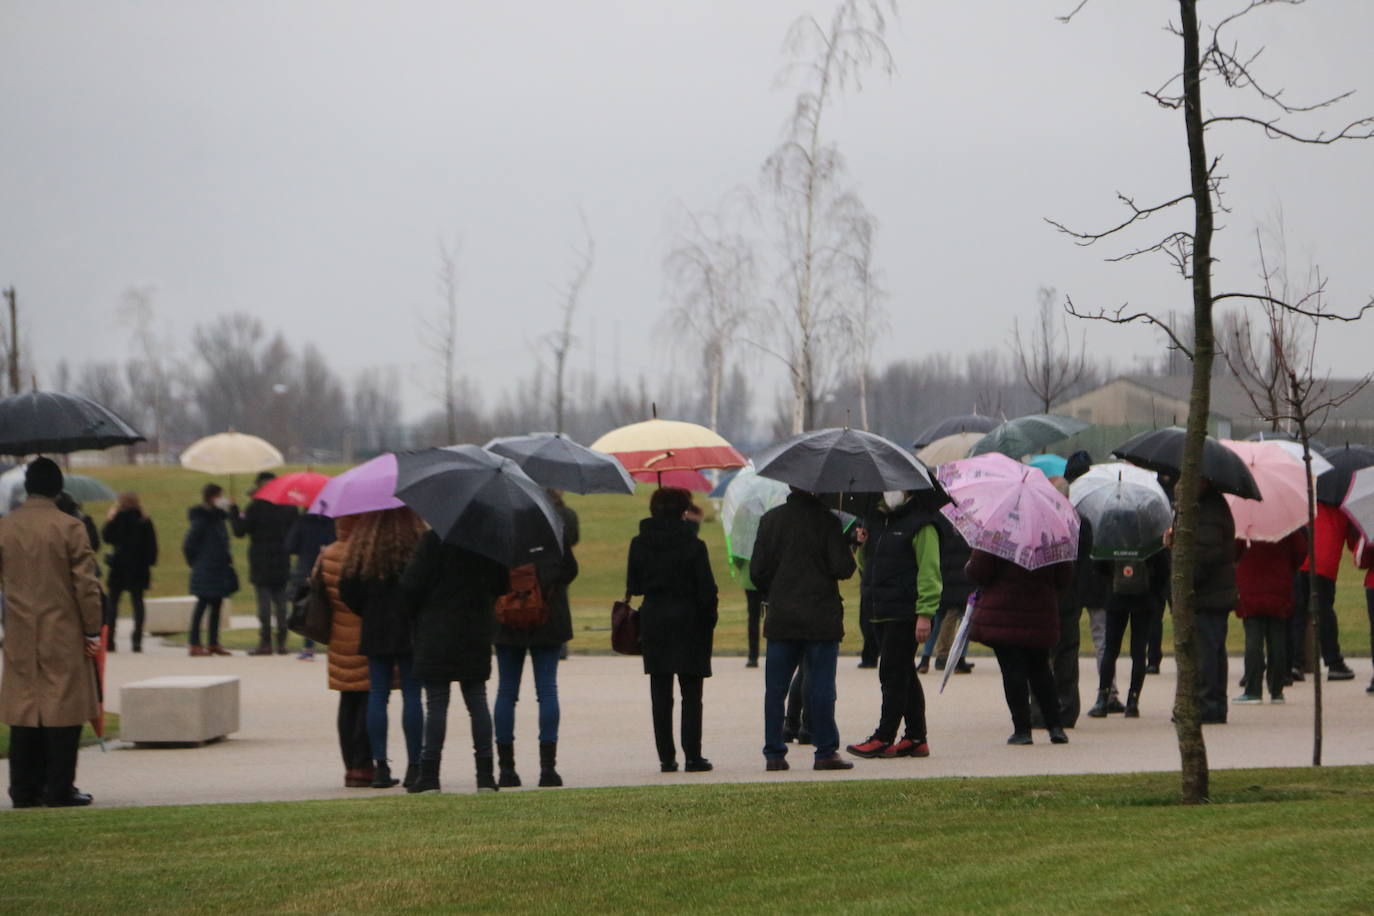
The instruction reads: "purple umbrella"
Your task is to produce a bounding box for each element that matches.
[309,453,403,517]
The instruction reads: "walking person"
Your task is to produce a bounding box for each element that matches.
[338,508,427,789]
[0,459,105,808]
[753,486,859,771]
[285,510,336,660]
[183,483,238,657]
[1087,550,1169,719]
[846,490,941,760]
[317,516,372,787]
[1234,529,1306,704]
[101,492,157,653]
[626,487,719,774]
[402,528,510,794]
[230,471,300,656]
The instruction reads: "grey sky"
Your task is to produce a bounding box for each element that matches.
[4,1,1371,421]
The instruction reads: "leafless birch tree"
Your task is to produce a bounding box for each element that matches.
[421,238,462,444]
[547,214,595,434]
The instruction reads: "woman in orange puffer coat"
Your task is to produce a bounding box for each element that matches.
[319,516,372,786]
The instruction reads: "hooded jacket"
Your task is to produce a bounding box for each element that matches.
[626,516,718,677]
[183,504,238,599]
[102,507,158,593]
[751,490,857,642]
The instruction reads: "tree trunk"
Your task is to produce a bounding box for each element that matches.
[1292,380,1323,765]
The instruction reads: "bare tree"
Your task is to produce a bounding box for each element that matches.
[420,238,462,444]
[352,366,404,455]
[763,0,895,433]
[547,214,594,434]
[842,206,885,430]
[119,286,172,457]
[1054,0,1374,803]
[1012,286,1088,414]
[3,286,22,394]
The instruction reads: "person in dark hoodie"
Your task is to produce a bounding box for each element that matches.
[230,471,301,656]
[101,492,158,652]
[285,511,336,660]
[183,483,238,657]
[626,487,719,774]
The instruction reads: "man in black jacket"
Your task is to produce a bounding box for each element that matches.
[230,472,301,656]
[751,488,858,771]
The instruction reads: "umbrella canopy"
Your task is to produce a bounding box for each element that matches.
[1344,466,1374,544]
[969,414,1091,459]
[1068,462,1168,507]
[1111,427,1262,501]
[0,469,117,513]
[309,453,403,517]
[912,413,1000,449]
[1027,454,1068,478]
[590,418,746,474]
[180,431,284,476]
[395,445,563,567]
[253,471,331,508]
[486,432,636,495]
[937,453,1080,570]
[915,432,982,467]
[1218,440,1311,543]
[1074,479,1172,560]
[708,469,740,499]
[0,390,144,455]
[1316,443,1374,507]
[1246,430,1329,452]
[632,468,712,492]
[720,465,791,561]
[752,427,947,501]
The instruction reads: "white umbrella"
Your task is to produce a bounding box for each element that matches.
[180,431,284,476]
[1068,462,1168,507]
[916,432,983,467]
[1344,465,1374,544]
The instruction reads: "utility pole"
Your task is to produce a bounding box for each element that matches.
[3,287,18,394]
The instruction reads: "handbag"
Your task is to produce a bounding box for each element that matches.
[611,594,641,656]
[287,574,332,645]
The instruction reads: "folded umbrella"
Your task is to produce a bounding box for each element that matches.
[1316,444,1374,507]
[395,446,563,567]
[915,432,982,467]
[310,454,403,517]
[1215,440,1311,543]
[485,432,635,495]
[1344,465,1374,543]
[721,464,790,561]
[253,471,332,508]
[937,453,1080,570]
[1074,479,1172,560]
[753,427,947,502]
[1111,427,1262,501]
[0,391,144,455]
[912,414,1000,449]
[969,414,1091,459]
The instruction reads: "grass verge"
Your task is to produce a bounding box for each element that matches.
[0,713,121,759]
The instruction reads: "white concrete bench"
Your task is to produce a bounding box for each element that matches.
[119,675,241,746]
[143,596,235,635]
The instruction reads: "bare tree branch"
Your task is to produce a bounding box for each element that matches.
[1064,295,1194,360]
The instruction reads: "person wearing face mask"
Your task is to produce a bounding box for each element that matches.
[182,483,239,657]
[846,490,942,759]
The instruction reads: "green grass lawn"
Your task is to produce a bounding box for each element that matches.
[0,713,121,759]
[71,465,1374,658]
[1,766,1373,912]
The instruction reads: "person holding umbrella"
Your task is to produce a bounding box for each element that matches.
[1233,529,1307,704]
[102,492,158,653]
[230,471,302,656]
[183,483,238,657]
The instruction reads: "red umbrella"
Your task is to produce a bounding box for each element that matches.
[90,624,108,750]
[253,471,332,508]
[632,469,713,492]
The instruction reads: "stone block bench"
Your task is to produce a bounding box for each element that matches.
[119,675,241,746]
[143,596,235,635]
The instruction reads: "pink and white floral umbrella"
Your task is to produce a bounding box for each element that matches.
[936,452,1080,571]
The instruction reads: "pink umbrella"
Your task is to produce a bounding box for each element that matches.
[631,469,713,492]
[1220,439,1309,543]
[309,454,403,517]
[254,471,331,508]
[936,452,1080,570]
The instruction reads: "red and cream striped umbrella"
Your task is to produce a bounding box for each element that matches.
[590,418,745,477]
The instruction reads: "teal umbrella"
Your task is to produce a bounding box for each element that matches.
[1028,454,1068,478]
[970,414,1091,459]
[3,471,116,510]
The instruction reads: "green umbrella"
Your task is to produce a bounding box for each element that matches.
[969,414,1091,460]
[2,470,116,510]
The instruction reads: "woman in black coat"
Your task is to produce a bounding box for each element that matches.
[183,483,238,657]
[626,487,719,774]
[102,492,158,652]
[401,530,509,794]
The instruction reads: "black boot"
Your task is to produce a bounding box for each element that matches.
[371,760,400,788]
[538,741,563,787]
[275,630,288,655]
[1124,690,1141,719]
[402,763,420,789]
[406,758,441,794]
[131,630,142,653]
[497,742,521,788]
[1087,688,1111,718]
[475,754,499,793]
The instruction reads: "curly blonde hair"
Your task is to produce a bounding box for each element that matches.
[340,507,427,580]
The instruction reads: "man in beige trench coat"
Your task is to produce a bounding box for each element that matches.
[0,458,104,808]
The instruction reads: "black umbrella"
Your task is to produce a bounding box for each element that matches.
[485,432,635,495]
[752,427,948,504]
[0,391,144,455]
[1316,443,1374,506]
[394,446,563,567]
[912,413,1000,449]
[1111,427,1262,501]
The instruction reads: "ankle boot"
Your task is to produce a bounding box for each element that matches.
[475,754,499,793]
[497,742,521,787]
[275,631,288,655]
[1124,690,1141,718]
[1087,688,1111,718]
[402,763,420,789]
[538,740,563,787]
[406,758,441,794]
[371,760,400,788]
[248,640,273,657]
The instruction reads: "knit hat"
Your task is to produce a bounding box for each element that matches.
[24,457,64,498]
[1064,450,1093,483]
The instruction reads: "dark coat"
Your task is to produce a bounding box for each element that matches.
[1095,550,1171,615]
[285,513,336,588]
[183,504,238,599]
[626,516,718,677]
[933,513,974,611]
[1073,515,1112,610]
[401,530,509,684]
[102,508,158,592]
[493,501,578,648]
[1235,530,1307,619]
[341,574,413,657]
[1194,488,1240,614]
[230,498,299,588]
[966,550,1074,650]
[859,500,938,623]
[751,491,857,642]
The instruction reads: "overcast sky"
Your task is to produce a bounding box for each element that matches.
[4,0,1372,420]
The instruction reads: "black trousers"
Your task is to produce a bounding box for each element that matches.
[1147,602,1166,668]
[1291,573,1342,669]
[745,590,763,663]
[1046,603,1082,727]
[190,596,223,647]
[422,680,492,762]
[1242,616,1287,699]
[1101,603,1151,698]
[8,724,82,806]
[858,603,879,666]
[336,690,371,771]
[107,588,146,648]
[874,620,926,743]
[649,673,703,763]
[1195,612,1229,722]
[992,644,1060,733]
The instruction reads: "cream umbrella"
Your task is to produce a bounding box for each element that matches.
[180,431,284,497]
[915,432,982,467]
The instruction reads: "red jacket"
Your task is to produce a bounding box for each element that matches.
[1235,531,1307,619]
[966,550,1074,650]
[1299,503,1350,580]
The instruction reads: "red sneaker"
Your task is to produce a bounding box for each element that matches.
[845,737,890,758]
[883,738,930,758]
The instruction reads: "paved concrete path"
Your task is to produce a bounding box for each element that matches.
[7,623,1374,809]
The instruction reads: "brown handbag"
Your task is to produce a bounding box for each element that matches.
[611,594,641,655]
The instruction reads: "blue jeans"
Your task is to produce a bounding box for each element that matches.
[366,655,423,765]
[494,644,561,744]
[764,639,840,760]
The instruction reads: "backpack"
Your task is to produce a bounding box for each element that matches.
[1112,559,1151,597]
[494,563,548,630]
